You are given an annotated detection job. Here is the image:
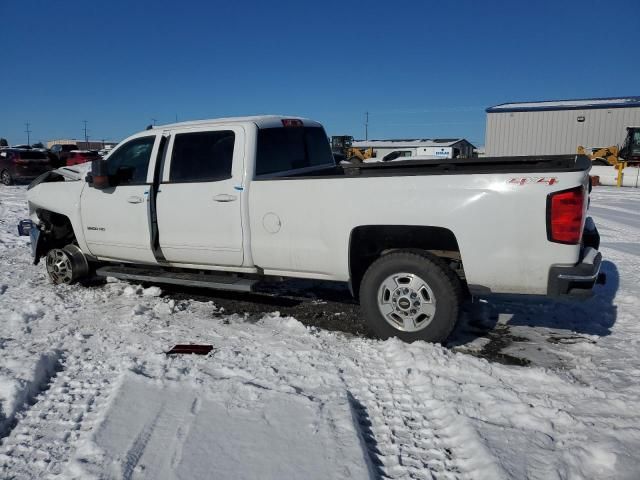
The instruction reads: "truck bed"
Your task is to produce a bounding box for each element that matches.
[266,155,591,179]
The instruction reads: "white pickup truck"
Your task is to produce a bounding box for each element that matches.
[23,115,603,342]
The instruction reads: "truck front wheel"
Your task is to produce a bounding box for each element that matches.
[45,245,89,285]
[359,251,462,343]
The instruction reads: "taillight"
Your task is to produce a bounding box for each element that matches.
[547,186,585,244]
[281,119,303,127]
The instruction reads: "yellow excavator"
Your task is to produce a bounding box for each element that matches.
[577,126,640,167]
[331,135,375,163]
[578,127,640,186]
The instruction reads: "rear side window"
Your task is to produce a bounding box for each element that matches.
[107,136,155,185]
[256,127,334,176]
[169,130,235,182]
[19,150,47,159]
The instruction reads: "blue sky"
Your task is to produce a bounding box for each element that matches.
[1,0,638,147]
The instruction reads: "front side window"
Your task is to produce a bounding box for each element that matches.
[256,126,334,176]
[107,136,155,185]
[169,130,235,182]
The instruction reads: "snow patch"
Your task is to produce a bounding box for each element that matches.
[68,374,370,480]
[0,350,63,438]
[142,286,162,297]
[259,312,308,332]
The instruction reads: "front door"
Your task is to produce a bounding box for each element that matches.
[155,126,244,266]
[80,134,160,263]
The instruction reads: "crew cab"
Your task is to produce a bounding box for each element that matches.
[23,116,603,342]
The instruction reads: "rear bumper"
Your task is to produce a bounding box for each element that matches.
[547,218,603,297]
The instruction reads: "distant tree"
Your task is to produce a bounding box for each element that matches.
[0,138,8,147]
[32,142,44,148]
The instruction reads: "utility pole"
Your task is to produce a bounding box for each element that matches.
[151,118,157,126]
[365,111,369,140]
[25,122,32,145]
[83,120,89,144]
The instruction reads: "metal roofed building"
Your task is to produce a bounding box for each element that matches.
[47,139,119,150]
[352,138,476,160]
[485,96,640,156]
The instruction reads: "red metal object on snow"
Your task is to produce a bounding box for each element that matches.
[166,344,214,355]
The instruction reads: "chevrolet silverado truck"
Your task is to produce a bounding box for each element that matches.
[22,115,603,343]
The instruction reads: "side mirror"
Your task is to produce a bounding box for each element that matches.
[91,159,111,189]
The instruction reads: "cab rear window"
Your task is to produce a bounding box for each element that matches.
[256,127,334,176]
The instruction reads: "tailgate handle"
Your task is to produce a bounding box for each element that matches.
[127,196,143,204]
[213,194,237,202]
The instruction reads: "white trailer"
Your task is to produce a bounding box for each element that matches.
[352,139,475,161]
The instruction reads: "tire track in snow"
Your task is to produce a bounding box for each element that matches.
[0,350,121,479]
[0,351,63,441]
[340,342,505,480]
[169,397,200,471]
[122,408,163,480]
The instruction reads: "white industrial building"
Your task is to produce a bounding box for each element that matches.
[352,138,475,160]
[485,96,640,156]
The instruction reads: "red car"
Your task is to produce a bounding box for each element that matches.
[0,148,52,185]
[66,150,101,166]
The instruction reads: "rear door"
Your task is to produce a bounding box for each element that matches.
[80,134,161,263]
[155,125,245,266]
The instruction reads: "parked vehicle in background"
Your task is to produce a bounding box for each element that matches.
[0,148,52,185]
[49,144,78,167]
[66,150,101,166]
[330,135,375,163]
[98,145,114,158]
[25,116,603,343]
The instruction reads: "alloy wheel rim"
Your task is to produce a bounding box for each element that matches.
[45,249,74,284]
[377,272,436,332]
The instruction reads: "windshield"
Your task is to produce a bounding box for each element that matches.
[632,131,640,154]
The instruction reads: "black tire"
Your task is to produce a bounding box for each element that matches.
[45,245,89,285]
[359,251,462,343]
[1,170,13,186]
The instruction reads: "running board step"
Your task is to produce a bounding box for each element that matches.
[95,266,257,292]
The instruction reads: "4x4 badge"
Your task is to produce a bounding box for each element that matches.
[508,177,558,186]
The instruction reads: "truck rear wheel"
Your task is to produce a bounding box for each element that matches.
[359,251,462,343]
[45,245,89,285]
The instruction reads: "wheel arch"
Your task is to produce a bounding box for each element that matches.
[348,225,463,296]
[31,208,81,264]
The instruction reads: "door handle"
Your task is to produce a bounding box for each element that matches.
[127,196,143,204]
[213,194,237,202]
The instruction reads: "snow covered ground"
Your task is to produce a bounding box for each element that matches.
[1,185,640,479]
